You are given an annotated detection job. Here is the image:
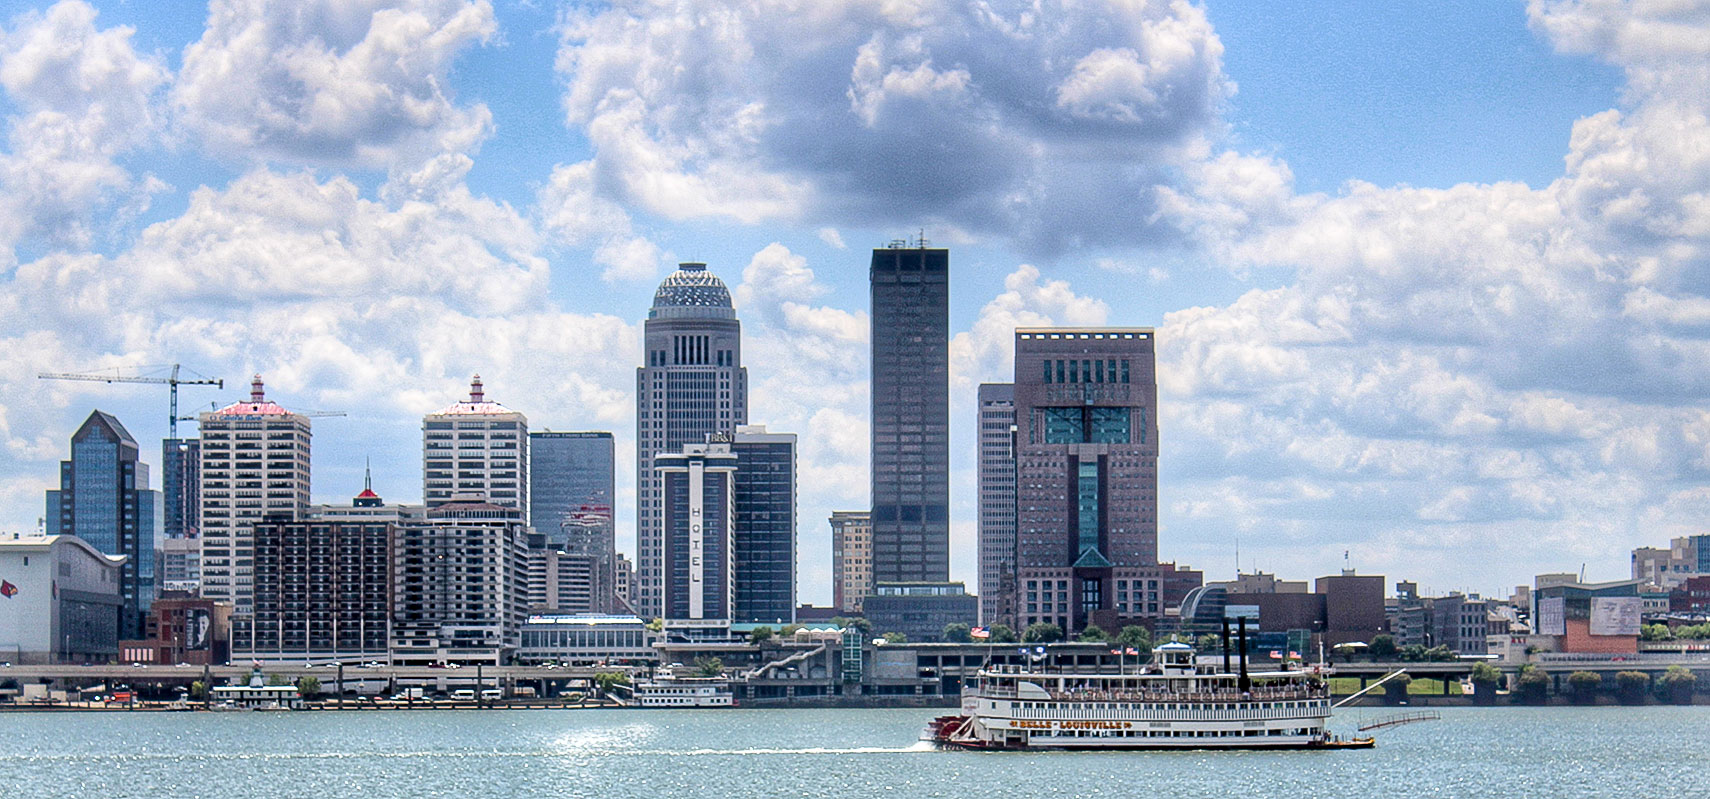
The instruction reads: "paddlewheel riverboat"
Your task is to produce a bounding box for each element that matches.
[926,642,1372,750]
[635,666,735,708]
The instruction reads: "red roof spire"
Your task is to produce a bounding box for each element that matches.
[469,374,484,403]
[250,374,265,402]
[354,457,381,505]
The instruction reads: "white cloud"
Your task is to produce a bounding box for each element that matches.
[172,0,496,169]
[950,264,1111,392]
[0,163,641,541]
[1146,1,1710,589]
[537,159,665,283]
[0,0,168,259]
[734,242,829,316]
[554,0,1230,253]
[725,244,869,604]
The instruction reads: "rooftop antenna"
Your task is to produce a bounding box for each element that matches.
[364,457,372,493]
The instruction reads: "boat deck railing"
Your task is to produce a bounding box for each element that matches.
[1044,688,1324,703]
[976,686,1326,704]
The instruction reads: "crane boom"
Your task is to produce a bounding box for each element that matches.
[39,364,224,439]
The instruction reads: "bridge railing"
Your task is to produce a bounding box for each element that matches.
[1533,653,1710,664]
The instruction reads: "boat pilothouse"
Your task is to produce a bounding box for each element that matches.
[928,641,1365,750]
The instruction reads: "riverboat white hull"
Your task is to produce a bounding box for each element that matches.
[634,672,735,708]
[925,642,1371,751]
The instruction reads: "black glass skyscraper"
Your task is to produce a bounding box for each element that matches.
[732,426,796,624]
[529,432,615,543]
[46,410,156,639]
[869,245,950,583]
[162,438,200,540]
[530,431,617,613]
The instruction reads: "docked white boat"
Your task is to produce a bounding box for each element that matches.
[635,667,735,708]
[927,642,1370,750]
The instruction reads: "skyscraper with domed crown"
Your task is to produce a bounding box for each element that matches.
[635,263,748,620]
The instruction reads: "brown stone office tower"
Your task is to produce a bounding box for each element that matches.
[1012,328,1160,636]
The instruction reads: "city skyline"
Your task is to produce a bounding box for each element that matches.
[3,0,1705,604]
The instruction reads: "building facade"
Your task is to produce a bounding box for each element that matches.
[1429,593,1489,656]
[0,533,127,664]
[1314,571,1387,647]
[529,431,614,539]
[636,263,748,620]
[976,383,1017,625]
[656,441,739,628]
[159,536,201,593]
[423,376,528,516]
[1669,575,1710,614]
[530,431,616,612]
[239,512,393,664]
[1531,578,1643,654]
[831,511,873,614]
[863,582,976,643]
[1012,328,1161,635]
[525,532,604,615]
[869,244,951,583]
[1631,535,1710,588]
[614,553,634,612]
[391,500,530,665]
[518,615,657,666]
[197,376,311,621]
[45,410,156,639]
[1211,572,1310,594]
[161,438,200,540]
[732,425,796,624]
[119,594,231,666]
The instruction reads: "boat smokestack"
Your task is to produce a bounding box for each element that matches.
[1237,616,1251,693]
[1221,617,1233,677]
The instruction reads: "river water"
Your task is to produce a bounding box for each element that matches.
[1,706,1705,798]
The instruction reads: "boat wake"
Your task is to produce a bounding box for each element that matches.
[4,741,941,764]
[671,742,936,756]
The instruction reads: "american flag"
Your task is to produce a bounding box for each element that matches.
[970,626,990,640]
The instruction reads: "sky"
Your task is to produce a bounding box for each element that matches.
[0,0,1704,604]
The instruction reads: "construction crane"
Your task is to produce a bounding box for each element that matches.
[38,364,223,439]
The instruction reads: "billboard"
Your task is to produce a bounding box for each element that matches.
[185,608,211,651]
[1590,597,1643,637]
[1537,596,1566,636]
